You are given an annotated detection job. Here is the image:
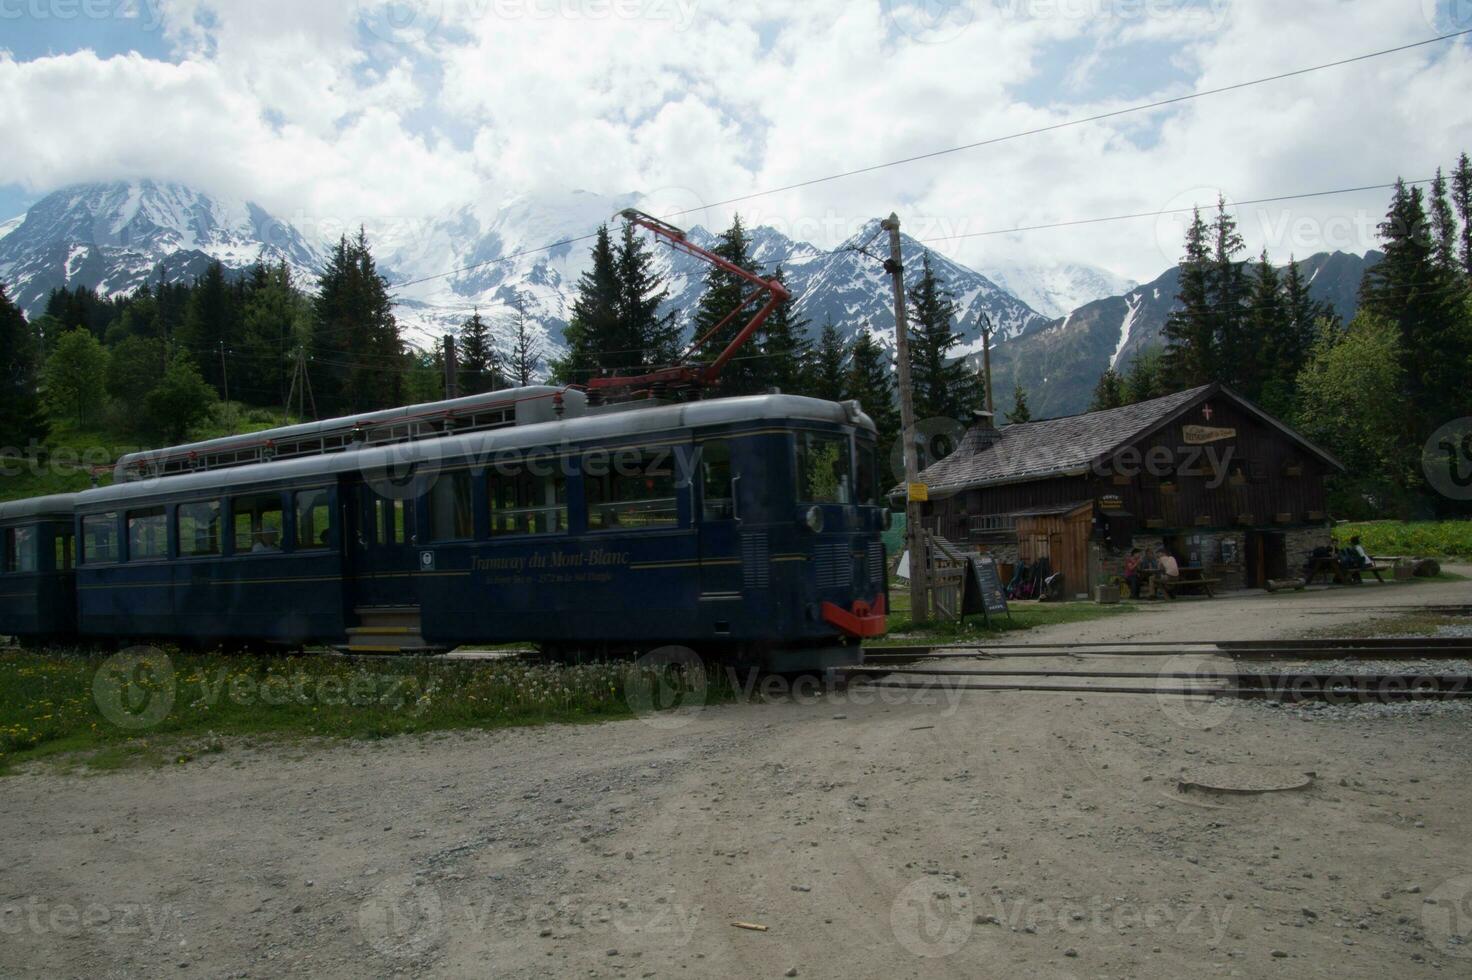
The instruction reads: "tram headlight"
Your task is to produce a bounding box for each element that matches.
[803,506,825,533]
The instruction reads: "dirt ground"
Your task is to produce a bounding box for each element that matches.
[3,574,1472,979]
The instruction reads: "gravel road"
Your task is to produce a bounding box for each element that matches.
[2,572,1470,978]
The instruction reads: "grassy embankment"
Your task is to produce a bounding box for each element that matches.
[1336,520,1472,562]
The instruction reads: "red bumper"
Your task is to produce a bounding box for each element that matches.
[821,595,888,638]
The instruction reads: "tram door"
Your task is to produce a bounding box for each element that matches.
[350,485,420,608]
[697,441,742,603]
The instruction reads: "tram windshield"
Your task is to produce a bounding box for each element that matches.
[795,432,853,505]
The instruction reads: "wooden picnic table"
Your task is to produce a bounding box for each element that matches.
[1306,555,1385,585]
[1147,565,1219,598]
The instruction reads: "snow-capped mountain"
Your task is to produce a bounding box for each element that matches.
[983,260,1137,320]
[0,180,326,316]
[981,250,1382,418]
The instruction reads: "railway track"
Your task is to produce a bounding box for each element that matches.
[865,636,1472,662]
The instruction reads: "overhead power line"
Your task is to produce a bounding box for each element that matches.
[385,29,1471,293]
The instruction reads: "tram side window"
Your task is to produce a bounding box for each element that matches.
[856,442,879,507]
[233,495,285,553]
[54,529,74,571]
[586,450,678,529]
[428,471,474,541]
[488,466,567,536]
[82,514,119,564]
[795,432,853,504]
[700,442,735,521]
[177,501,222,557]
[127,508,167,561]
[295,490,332,549]
[3,527,38,573]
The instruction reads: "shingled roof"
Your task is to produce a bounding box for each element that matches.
[900,383,1341,499]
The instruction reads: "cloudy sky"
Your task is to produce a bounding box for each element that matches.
[1,0,1470,282]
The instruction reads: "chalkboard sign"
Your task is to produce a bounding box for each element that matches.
[962,554,1011,622]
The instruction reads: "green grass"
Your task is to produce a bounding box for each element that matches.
[878,584,1136,645]
[0,648,730,775]
[1337,520,1472,561]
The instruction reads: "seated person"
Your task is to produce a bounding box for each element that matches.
[1122,548,1144,599]
[1347,535,1374,569]
[1155,547,1180,595]
[251,527,282,553]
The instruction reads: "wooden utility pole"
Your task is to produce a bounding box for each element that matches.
[443,334,459,400]
[881,213,929,624]
[979,311,995,415]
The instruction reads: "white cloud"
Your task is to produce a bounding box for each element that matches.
[0,0,1468,283]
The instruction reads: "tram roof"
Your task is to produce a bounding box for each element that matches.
[0,494,80,522]
[75,395,875,509]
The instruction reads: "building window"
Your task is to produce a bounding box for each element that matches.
[488,466,567,536]
[234,495,285,553]
[127,508,168,561]
[429,471,474,541]
[295,489,333,549]
[3,527,38,573]
[177,501,222,557]
[586,451,678,529]
[968,514,1015,534]
[700,441,735,521]
[82,514,119,564]
[795,432,853,504]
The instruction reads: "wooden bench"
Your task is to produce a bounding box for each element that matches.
[1149,572,1220,599]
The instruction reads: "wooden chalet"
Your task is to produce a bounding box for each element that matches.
[904,383,1345,597]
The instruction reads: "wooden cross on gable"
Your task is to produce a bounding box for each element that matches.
[1202,403,1214,421]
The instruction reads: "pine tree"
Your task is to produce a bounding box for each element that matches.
[1243,249,1286,404]
[1123,348,1167,404]
[240,261,305,407]
[310,229,404,415]
[1453,153,1472,277]
[0,282,47,448]
[177,260,239,396]
[1360,179,1472,429]
[804,320,849,401]
[845,330,900,451]
[552,226,619,384]
[757,267,812,392]
[458,310,500,396]
[690,215,765,396]
[1006,384,1032,424]
[907,251,976,420]
[1089,368,1126,411]
[615,219,680,371]
[1430,167,1459,273]
[1161,207,1215,388]
[510,294,542,387]
[1208,197,1252,391]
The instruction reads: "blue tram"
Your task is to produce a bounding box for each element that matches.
[0,388,889,669]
